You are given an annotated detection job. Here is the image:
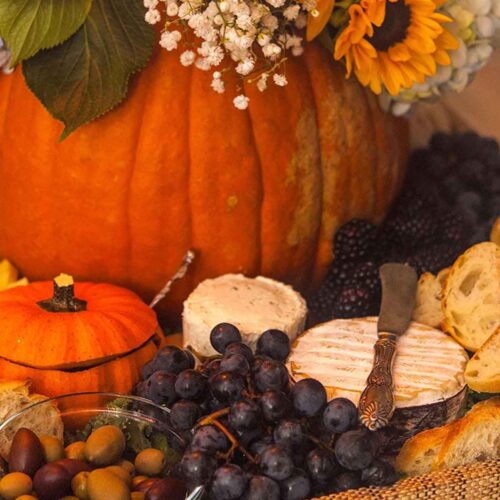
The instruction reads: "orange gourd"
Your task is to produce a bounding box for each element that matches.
[0,43,408,322]
[0,274,159,396]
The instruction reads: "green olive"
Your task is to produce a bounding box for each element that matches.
[131,493,145,500]
[87,469,130,500]
[117,459,135,475]
[105,465,131,486]
[0,471,33,499]
[40,435,65,463]
[134,449,166,477]
[65,441,86,461]
[84,426,126,467]
[71,471,90,499]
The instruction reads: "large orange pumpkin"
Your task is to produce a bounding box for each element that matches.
[0,43,408,322]
[0,274,159,396]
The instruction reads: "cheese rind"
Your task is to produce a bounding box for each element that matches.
[288,317,468,408]
[182,274,307,357]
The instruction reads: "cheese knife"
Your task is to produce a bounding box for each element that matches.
[358,263,418,431]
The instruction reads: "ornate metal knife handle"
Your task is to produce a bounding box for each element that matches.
[358,332,397,431]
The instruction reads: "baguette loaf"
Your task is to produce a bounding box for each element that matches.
[465,327,500,393]
[412,268,449,328]
[0,379,63,459]
[396,397,500,476]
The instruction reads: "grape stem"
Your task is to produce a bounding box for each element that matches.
[196,408,257,464]
[306,433,335,454]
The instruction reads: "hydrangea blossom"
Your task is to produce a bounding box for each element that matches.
[381,0,500,116]
[145,0,316,109]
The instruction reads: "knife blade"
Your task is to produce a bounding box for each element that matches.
[358,263,418,431]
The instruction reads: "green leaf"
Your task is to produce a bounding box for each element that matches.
[23,0,155,139]
[0,0,92,66]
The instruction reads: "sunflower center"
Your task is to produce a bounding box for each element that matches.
[369,0,411,51]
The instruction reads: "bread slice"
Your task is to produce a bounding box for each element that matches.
[412,268,449,328]
[434,397,500,470]
[396,397,500,476]
[465,327,500,393]
[442,242,500,352]
[0,379,63,459]
[395,423,453,476]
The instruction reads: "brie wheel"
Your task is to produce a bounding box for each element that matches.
[288,317,468,408]
[182,274,307,357]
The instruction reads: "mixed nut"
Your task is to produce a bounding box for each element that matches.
[0,426,186,500]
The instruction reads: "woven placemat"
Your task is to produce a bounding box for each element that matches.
[316,459,500,499]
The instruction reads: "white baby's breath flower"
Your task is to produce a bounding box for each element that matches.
[273,73,288,86]
[211,75,225,93]
[257,73,269,92]
[295,13,307,29]
[160,30,182,50]
[195,57,212,71]
[262,14,279,30]
[180,50,196,66]
[262,43,281,59]
[236,58,255,75]
[267,0,286,7]
[145,8,161,24]
[233,94,250,110]
[284,5,301,20]
[144,0,159,8]
[166,2,179,16]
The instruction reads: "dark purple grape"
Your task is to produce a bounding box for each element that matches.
[243,475,280,500]
[332,471,362,492]
[209,371,245,404]
[273,420,303,449]
[457,159,486,186]
[258,445,294,481]
[441,176,464,203]
[254,360,289,393]
[260,390,291,422]
[210,323,242,354]
[220,353,250,376]
[456,191,482,214]
[361,459,397,486]
[291,378,327,417]
[133,380,150,399]
[191,425,230,455]
[224,342,254,363]
[334,429,376,471]
[152,346,193,374]
[184,349,196,369]
[228,399,261,431]
[141,359,157,380]
[306,448,338,486]
[322,398,358,433]
[210,464,249,500]
[180,449,216,485]
[252,355,272,373]
[249,436,273,456]
[280,469,311,500]
[430,132,454,155]
[170,400,201,431]
[147,371,178,406]
[455,131,482,160]
[234,427,263,448]
[175,370,207,400]
[256,330,291,361]
[201,358,222,378]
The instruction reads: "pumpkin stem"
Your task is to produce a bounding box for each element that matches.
[37,273,87,312]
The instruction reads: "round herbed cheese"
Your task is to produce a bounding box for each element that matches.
[288,317,468,409]
[183,274,307,357]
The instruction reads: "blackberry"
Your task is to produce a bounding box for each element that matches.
[407,243,463,276]
[333,220,377,263]
[308,278,342,325]
[345,261,380,296]
[332,286,375,319]
[455,131,483,160]
[430,132,455,156]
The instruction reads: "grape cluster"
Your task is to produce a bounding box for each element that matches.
[134,324,396,499]
[308,130,499,324]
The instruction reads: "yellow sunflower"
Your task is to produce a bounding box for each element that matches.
[334,0,459,95]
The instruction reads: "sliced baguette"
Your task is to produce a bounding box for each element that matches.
[396,397,500,476]
[434,397,500,470]
[465,327,500,393]
[412,268,449,328]
[0,379,63,459]
[442,242,500,352]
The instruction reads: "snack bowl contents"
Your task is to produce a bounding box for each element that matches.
[0,392,189,499]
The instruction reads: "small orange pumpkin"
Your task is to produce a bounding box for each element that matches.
[0,274,159,396]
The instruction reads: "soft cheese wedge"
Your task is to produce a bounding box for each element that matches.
[183,274,307,357]
[288,317,468,408]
